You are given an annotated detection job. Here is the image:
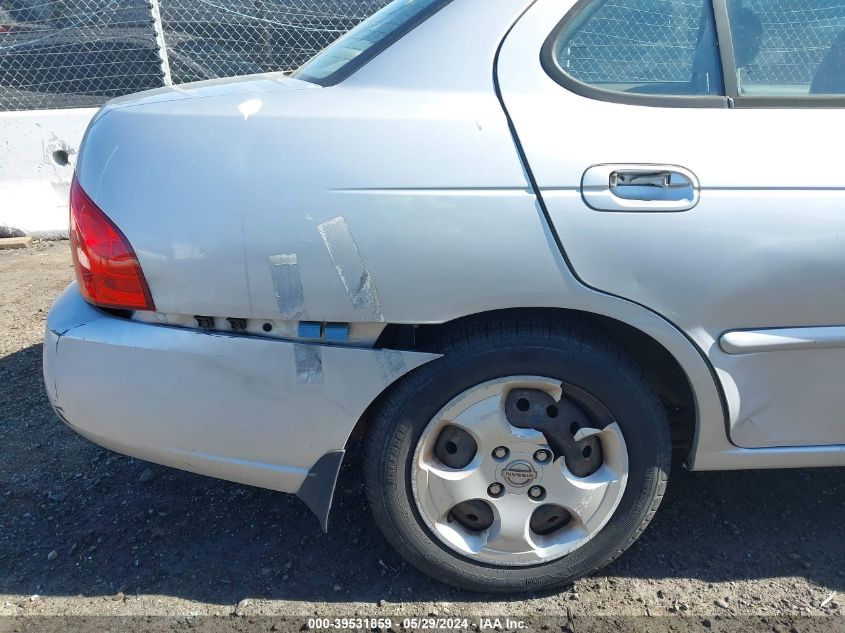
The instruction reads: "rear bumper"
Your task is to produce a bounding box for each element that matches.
[43,284,437,519]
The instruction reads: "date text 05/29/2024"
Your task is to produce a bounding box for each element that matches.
[306,617,527,630]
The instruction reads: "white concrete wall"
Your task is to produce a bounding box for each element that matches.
[0,108,97,235]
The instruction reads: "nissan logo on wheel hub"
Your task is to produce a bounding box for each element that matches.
[501,460,537,487]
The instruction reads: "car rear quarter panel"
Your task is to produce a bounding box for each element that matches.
[74,0,544,323]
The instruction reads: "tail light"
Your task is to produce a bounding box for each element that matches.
[69,178,155,311]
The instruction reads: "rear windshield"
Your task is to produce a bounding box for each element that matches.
[292,0,453,86]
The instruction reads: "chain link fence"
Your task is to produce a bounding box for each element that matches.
[0,0,387,110]
[159,0,387,84]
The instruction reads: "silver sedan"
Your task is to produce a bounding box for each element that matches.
[44,0,845,592]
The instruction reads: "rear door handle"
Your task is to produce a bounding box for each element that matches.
[582,164,700,212]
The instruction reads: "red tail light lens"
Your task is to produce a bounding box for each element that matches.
[69,178,155,311]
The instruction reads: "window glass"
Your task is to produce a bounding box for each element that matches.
[292,0,452,86]
[727,0,845,96]
[554,0,723,97]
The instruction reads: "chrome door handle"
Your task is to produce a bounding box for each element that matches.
[582,164,700,212]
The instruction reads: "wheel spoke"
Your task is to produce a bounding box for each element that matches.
[417,461,490,519]
[447,395,514,449]
[542,459,620,530]
[484,495,536,554]
[440,381,549,450]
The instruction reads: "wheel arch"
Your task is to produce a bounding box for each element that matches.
[348,306,727,467]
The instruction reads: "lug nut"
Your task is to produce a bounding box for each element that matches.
[528,485,546,500]
[534,449,551,464]
[492,446,509,460]
[487,482,505,498]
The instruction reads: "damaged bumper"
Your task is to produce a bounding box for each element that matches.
[43,284,438,528]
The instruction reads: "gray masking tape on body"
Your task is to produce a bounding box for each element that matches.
[317,217,384,322]
[294,344,323,384]
[268,253,307,319]
[375,349,407,385]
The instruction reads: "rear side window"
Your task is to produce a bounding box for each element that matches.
[727,0,845,96]
[549,0,723,98]
[292,0,453,86]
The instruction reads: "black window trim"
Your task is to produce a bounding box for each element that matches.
[540,0,730,109]
[542,0,845,109]
[292,0,454,87]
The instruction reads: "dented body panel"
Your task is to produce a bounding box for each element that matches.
[45,284,438,500]
[73,1,539,324]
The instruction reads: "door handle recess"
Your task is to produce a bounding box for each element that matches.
[610,171,671,188]
[582,164,700,212]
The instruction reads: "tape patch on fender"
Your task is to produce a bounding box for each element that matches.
[375,349,407,385]
[317,217,384,322]
[294,344,323,384]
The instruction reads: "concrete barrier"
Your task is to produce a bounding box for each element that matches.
[0,108,96,237]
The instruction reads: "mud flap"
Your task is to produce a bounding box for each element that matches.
[296,450,345,531]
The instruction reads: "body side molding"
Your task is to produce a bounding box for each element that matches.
[721,326,845,355]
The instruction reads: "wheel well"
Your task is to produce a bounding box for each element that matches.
[353,308,696,460]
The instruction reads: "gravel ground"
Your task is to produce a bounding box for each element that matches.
[0,241,843,632]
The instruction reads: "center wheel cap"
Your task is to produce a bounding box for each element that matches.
[500,459,538,488]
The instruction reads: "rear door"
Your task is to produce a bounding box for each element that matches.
[497,0,845,448]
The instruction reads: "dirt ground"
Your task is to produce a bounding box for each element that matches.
[0,241,843,632]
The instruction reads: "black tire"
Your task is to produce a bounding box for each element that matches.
[363,315,671,593]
